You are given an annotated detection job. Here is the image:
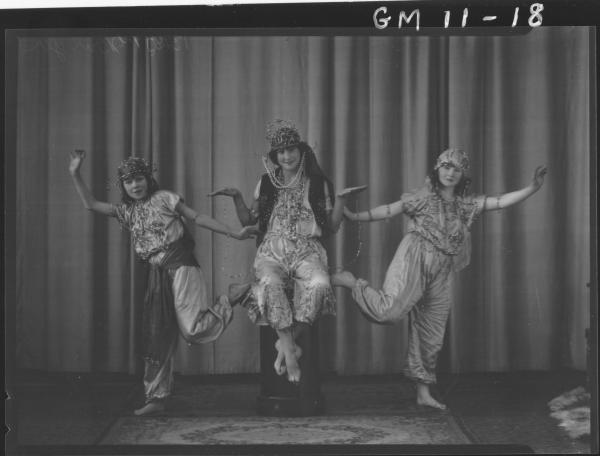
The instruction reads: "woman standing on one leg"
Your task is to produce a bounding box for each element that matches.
[332,148,547,409]
[69,151,255,415]
[210,120,365,383]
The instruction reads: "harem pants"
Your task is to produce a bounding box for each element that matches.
[351,232,454,384]
[143,265,233,403]
[248,234,336,330]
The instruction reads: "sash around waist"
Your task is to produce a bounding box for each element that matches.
[147,236,199,269]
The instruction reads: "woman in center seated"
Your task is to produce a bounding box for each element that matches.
[210,119,365,383]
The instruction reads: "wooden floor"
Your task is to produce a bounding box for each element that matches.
[7,369,593,454]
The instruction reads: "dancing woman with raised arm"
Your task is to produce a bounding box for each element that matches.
[331,148,547,410]
[69,151,255,415]
[210,120,366,383]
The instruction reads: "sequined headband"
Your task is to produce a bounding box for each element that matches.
[117,157,155,180]
[265,119,301,151]
[434,148,470,173]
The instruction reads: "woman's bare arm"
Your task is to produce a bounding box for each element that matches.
[69,150,116,217]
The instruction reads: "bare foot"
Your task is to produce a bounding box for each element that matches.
[274,340,286,375]
[275,330,301,384]
[134,400,166,416]
[274,340,302,376]
[228,283,251,307]
[330,271,358,289]
[417,396,447,410]
[294,344,302,360]
[283,348,301,384]
[416,384,447,410]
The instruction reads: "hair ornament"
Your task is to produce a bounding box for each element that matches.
[117,156,156,181]
[265,119,301,152]
[434,148,470,174]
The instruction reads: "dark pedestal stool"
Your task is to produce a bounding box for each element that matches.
[256,322,325,416]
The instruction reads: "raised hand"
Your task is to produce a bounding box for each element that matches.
[208,187,241,198]
[336,185,368,199]
[531,165,548,190]
[69,149,86,175]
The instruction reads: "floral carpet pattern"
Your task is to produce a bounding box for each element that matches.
[99,378,471,444]
[14,372,590,452]
[100,414,470,445]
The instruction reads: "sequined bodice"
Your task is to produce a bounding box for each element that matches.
[115,191,184,260]
[400,185,486,270]
[267,178,319,241]
[407,195,470,255]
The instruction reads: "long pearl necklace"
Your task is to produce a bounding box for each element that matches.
[262,154,305,189]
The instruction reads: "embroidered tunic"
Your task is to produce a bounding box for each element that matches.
[400,184,486,271]
[115,191,185,263]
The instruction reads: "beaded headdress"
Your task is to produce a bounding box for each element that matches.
[265,119,301,152]
[117,156,155,181]
[434,148,470,174]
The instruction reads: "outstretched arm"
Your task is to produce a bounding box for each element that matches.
[207,187,259,227]
[344,199,404,222]
[327,185,368,233]
[69,149,116,217]
[483,165,547,212]
[175,201,256,240]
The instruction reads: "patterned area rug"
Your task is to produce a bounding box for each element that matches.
[100,379,470,445]
[100,414,470,445]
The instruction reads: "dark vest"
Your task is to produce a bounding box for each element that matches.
[257,173,334,246]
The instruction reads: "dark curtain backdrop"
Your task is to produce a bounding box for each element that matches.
[15,28,591,376]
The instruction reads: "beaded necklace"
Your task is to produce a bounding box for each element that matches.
[261,153,309,242]
[262,153,305,190]
[277,176,308,240]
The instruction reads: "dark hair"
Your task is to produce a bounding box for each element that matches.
[268,142,331,185]
[427,166,471,197]
[119,173,160,205]
[260,142,335,239]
